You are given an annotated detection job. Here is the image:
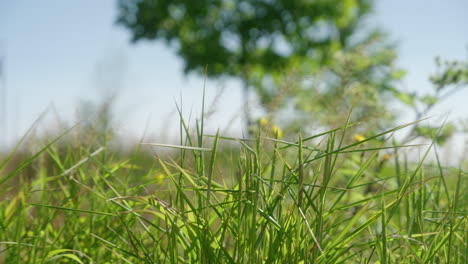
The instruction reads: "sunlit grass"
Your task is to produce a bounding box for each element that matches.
[0,108,466,263]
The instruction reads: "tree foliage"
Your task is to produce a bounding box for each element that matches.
[253,31,403,134]
[401,57,468,144]
[117,0,373,77]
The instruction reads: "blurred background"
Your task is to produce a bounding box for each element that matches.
[0,0,467,155]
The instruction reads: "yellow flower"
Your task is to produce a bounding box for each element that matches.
[155,173,165,185]
[272,125,283,139]
[382,154,392,160]
[354,134,366,142]
[259,118,269,127]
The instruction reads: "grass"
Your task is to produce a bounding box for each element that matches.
[0,107,466,263]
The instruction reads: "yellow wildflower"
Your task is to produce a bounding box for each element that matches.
[259,118,269,127]
[382,154,392,160]
[155,173,165,185]
[272,125,283,139]
[354,134,366,142]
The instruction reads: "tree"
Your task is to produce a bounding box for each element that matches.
[397,56,468,145]
[116,0,376,134]
[251,30,403,136]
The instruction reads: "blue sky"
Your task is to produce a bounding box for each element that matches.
[0,0,467,146]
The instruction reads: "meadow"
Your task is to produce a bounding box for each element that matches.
[0,106,466,263]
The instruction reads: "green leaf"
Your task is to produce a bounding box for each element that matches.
[391,89,416,106]
[46,249,84,264]
[420,95,438,106]
[415,123,455,145]
[390,69,407,80]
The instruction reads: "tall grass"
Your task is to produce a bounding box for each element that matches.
[0,108,466,263]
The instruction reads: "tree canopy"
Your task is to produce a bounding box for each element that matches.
[117,0,374,77]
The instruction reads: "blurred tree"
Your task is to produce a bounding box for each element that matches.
[252,30,403,136]
[397,56,468,144]
[116,0,379,134]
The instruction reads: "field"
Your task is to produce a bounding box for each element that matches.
[0,111,466,263]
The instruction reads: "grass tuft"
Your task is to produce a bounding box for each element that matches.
[0,113,466,263]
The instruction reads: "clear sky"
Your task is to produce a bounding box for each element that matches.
[0,0,467,146]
